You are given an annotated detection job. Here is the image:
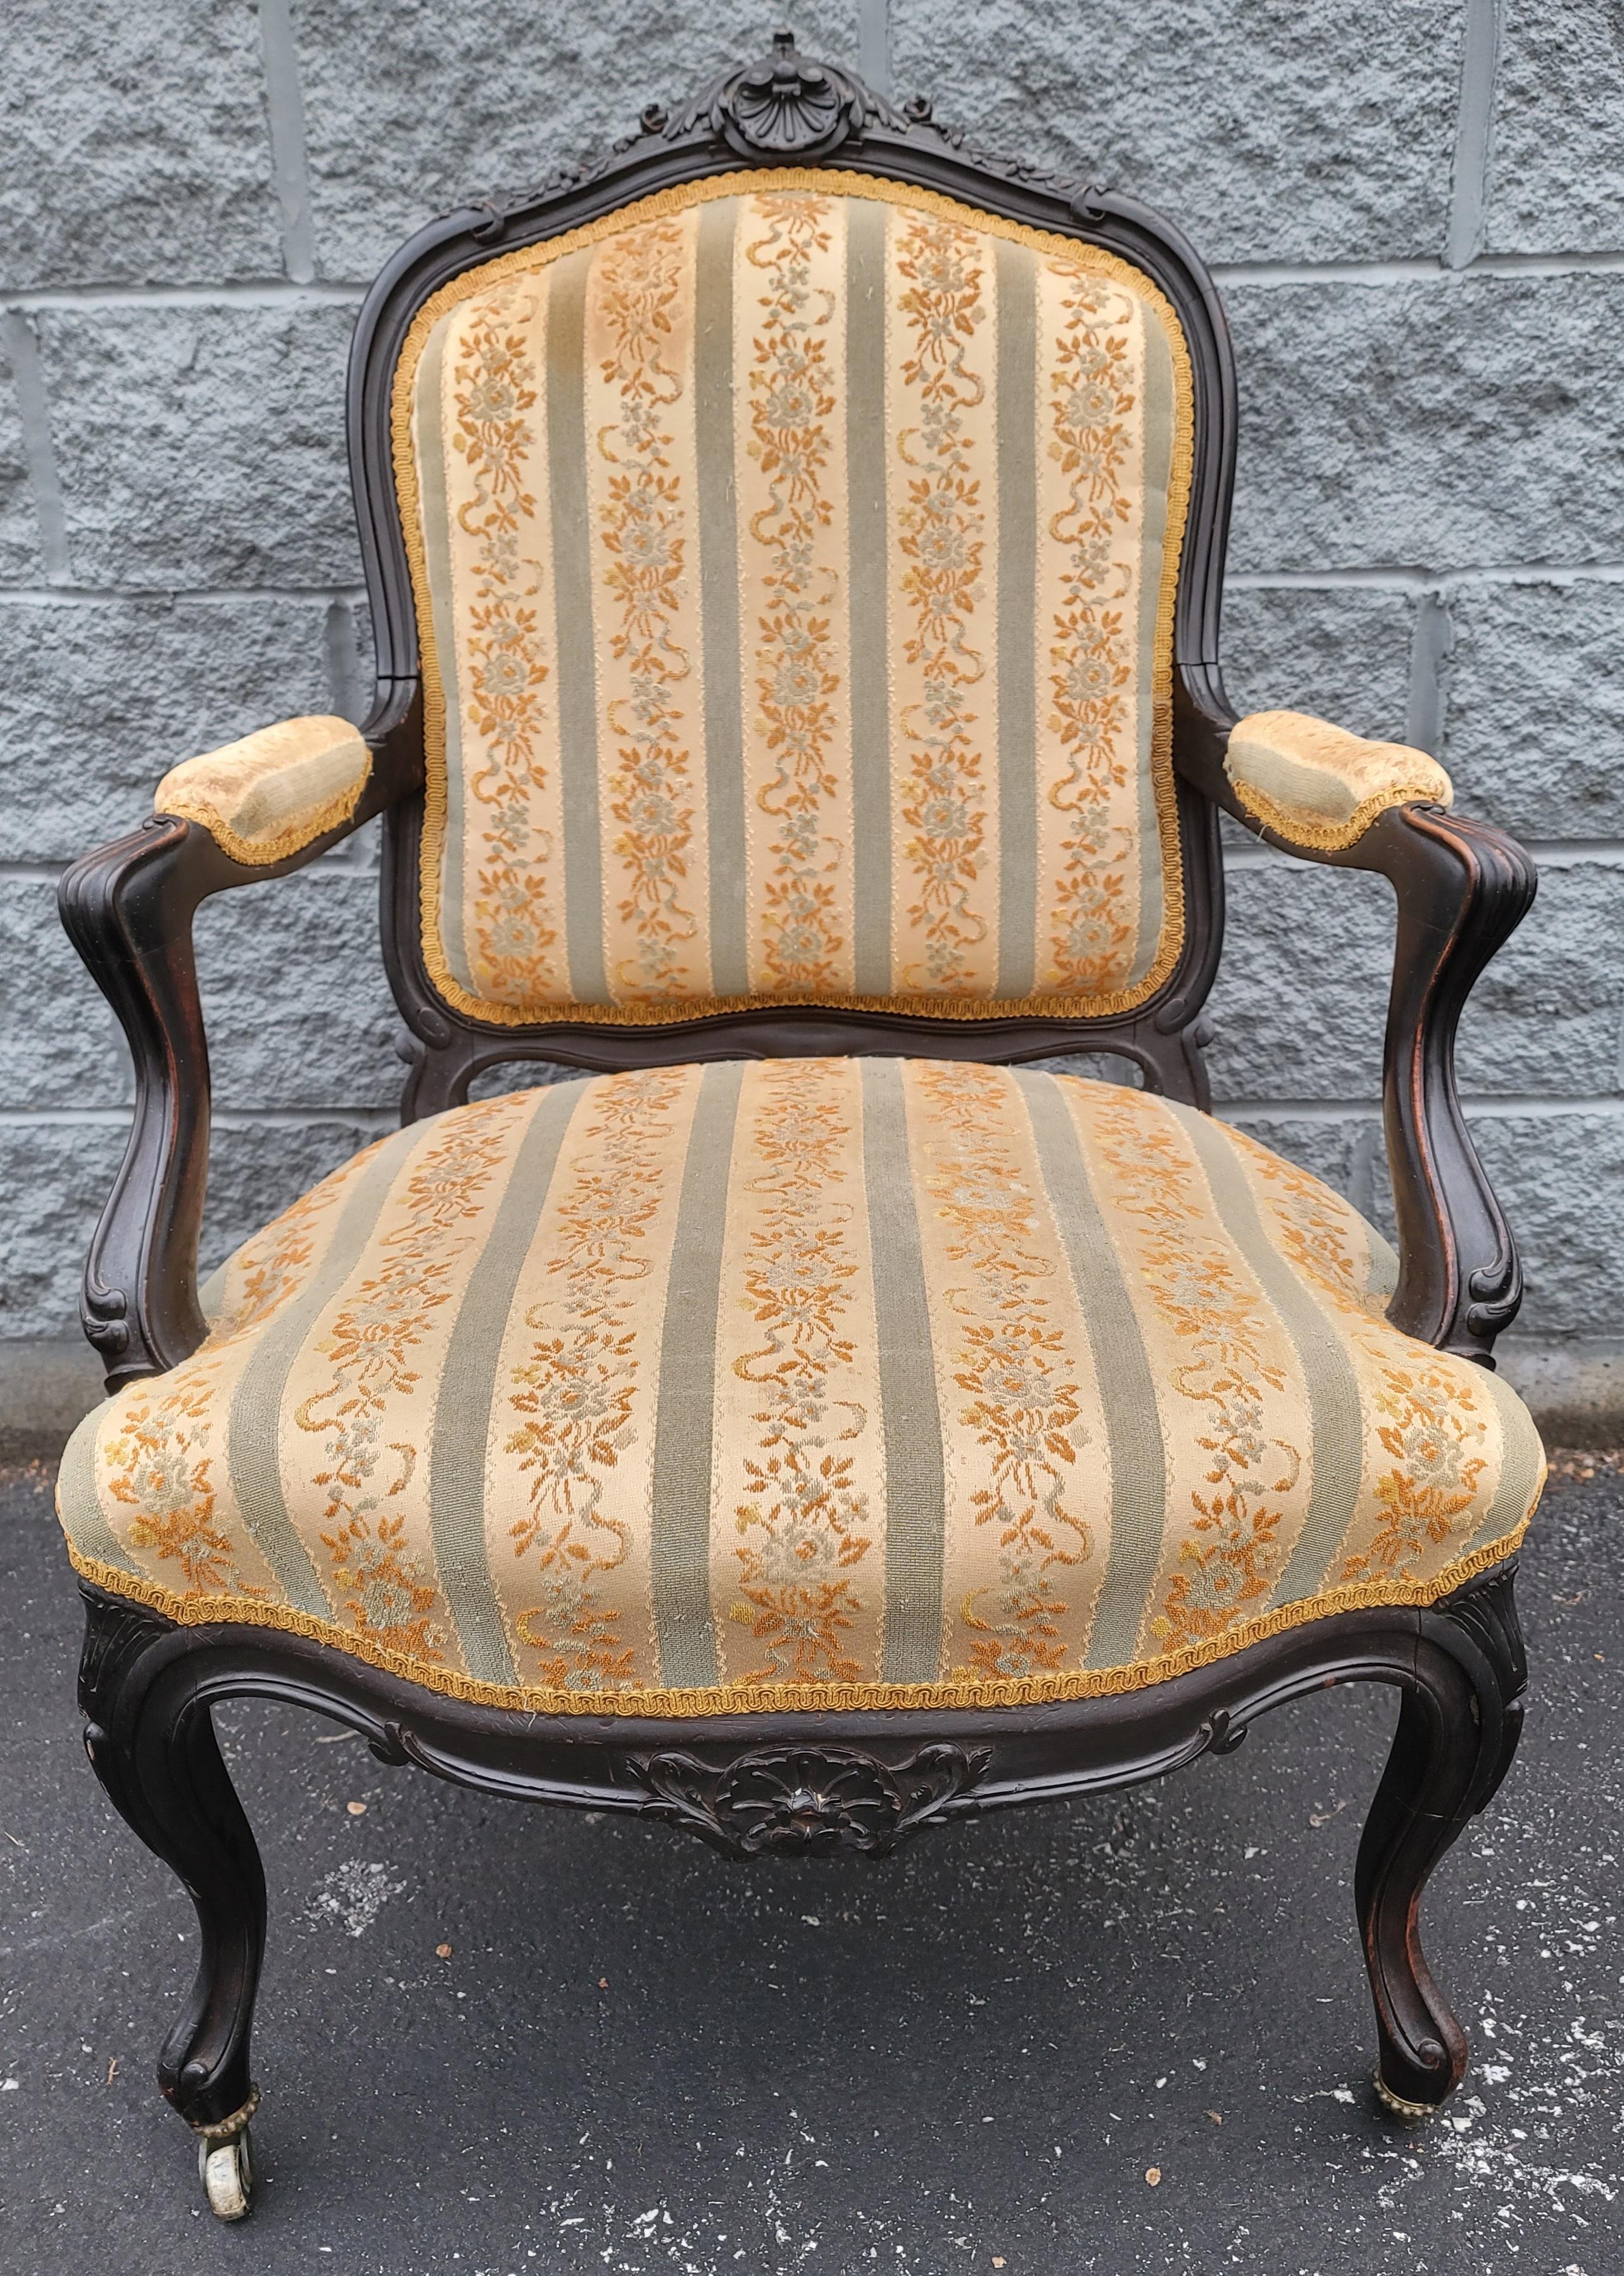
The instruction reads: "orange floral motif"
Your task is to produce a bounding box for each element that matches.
[895,215,992,990]
[106,1374,250,1598]
[298,1103,522,1659]
[1223,1130,1392,1322]
[595,222,702,996]
[451,293,558,1000]
[916,1062,1090,1677]
[1090,1094,1298,1653]
[1231,1134,1490,1583]
[731,1063,872,1682]
[103,1171,353,1596]
[506,1070,689,1688]
[744,193,845,990]
[1047,279,1142,993]
[1345,1359,1489,1583]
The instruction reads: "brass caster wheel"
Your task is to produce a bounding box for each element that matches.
[198,2127,253,2221]
[1373,2068,1440,2124]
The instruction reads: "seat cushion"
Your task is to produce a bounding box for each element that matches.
[58,1061,1543,1716]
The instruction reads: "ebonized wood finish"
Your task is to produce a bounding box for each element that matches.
[55,34,1539,2174]
[79,1558,1525,2134]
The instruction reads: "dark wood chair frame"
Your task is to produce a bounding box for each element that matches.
[58,35,1537,2203]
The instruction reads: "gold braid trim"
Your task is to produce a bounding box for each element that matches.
[1371,2071,1438,2124]
[1230,778,1452,855]
[389,166,1194,1028]
[156,718,372,867]
[160,781,367,869]
[66,1519,1529,1721]
[191,2087,261,2141]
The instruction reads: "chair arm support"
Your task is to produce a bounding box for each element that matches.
[58,688,423,1393]
[1174,680,1537,1363]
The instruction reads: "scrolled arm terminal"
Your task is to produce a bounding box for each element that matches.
[1224,709,1453,852]
[154,716,372,866]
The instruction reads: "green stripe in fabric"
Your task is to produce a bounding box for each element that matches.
[649,1061,744,1687]
[226,1125,422,1618]
[861,1061,946,1681]
[995,239,1038,1001]
[847,196,892,996]
[1016,1072,1168,1667]
[416,314,472,990]
[696,198,748,998]
[546,250,608,1005]
[1128,306,1174,985]
[1168,1103,1367,1611]
[427,1081,587,1685]
[57,1400,124,1569]
[1471,1365,1545,1548]
[1365,1224,1401,1310]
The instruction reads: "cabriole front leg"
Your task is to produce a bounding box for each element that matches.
[78,1587,266,2213]
[1356,1564,1526,2116]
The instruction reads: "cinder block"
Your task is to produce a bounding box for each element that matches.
[1482,2,1624,256]
[0,597,364,861]
[1444,579,1624,841]
[1455,861,1624,1096]
[35,304,360,588]
[0,1113,384,1341]
[0,1122,128,1341]
[0,876,131,1109]
[1226,275,1624,574]
[294,0,864,282]
[0,1,282,289]
[891,0,1459,264]
[1212,857,1621,1102]
[1221,585,1416,743]
[1475,1111,1624,1339]
[1209,863,1390,1103]
[194,869,401,1111]
[0,340,44,583]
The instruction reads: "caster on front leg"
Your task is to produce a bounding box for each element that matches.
[199,2125,253,2220]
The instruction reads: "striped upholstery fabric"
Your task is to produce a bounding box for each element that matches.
[57,1064,1542,1716]
[393,172,1192,1027]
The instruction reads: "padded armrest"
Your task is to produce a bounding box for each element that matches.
[1224,709,1452,851]
[61,685,422,1390]
[155,716,372,865]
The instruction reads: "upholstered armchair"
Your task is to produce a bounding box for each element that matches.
[56,38,1541,2222]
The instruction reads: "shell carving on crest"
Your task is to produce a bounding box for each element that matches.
[671,29,902,163]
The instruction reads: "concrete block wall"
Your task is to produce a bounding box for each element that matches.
[1,0,1620,1417]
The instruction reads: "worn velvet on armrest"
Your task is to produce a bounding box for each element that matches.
[1225,709,1452,851]
[154,716,371,866]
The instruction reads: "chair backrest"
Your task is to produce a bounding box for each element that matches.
[356,41,1235,1090]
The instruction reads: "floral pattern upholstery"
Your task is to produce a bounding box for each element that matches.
[57,1063,1542,1717]
[393,172,1192,1025]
